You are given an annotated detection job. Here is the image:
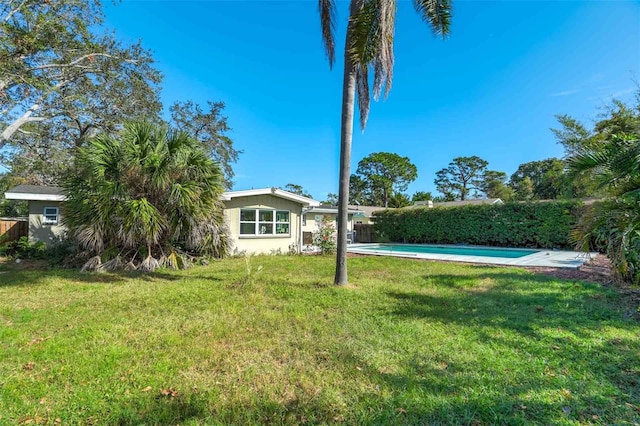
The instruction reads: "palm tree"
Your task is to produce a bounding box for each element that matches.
[63,121,230,272]
[318,0,452,284]
[569,132,640,283]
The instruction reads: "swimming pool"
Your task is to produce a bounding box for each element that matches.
[356,244,538,258]
[347,243,593,268]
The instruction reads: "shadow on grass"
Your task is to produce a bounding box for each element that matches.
[367,272,640,423]
[385,271,623,340]
[329,338,639,424]
[112,394,210,425]
[0,268,181,287]
[110,391,349,425]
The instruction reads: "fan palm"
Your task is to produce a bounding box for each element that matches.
[63,121,230,272]
[569,132,640,283]
[319,0,452,285]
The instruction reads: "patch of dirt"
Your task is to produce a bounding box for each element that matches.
[525,254,640,320]
[0,257,50,271]
[525,254,613,285]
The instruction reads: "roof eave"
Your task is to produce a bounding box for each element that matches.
[222,187,321,207]
[4,192,66,202]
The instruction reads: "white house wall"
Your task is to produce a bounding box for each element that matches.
[223,194,303,254]
[28,200,66,244]
[302,213,353,234]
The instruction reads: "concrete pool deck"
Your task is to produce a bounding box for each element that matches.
[347,244,598,269]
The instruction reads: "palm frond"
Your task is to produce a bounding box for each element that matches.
[414,0,452,38]
[356,64,371,130]
[319,0,337,68]
[372,0,395,100]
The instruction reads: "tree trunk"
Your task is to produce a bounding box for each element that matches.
[334,2,361,286]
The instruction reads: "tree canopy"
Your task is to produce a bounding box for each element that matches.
[169,101,240,189]
[281,183,313,199]
[480,170,513,200]
[0,0,162,152]
[434,156,488,201]
[0,1,241,190]
[411,191,433,203]
[509,158,572,200]
[354,152,417,207]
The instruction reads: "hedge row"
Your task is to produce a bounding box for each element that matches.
[372,201,586,249]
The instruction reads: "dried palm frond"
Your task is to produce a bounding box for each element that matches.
[124,261,137,271]
[97,256,123,272]
[138,255,160,273]
[163,251,185,270]
[80,255,102,273]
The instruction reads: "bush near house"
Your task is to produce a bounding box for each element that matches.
[373,201,586,249]
[312,216,337,254]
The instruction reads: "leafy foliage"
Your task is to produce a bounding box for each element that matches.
[509,158,575,200]
[411,191,432,202]
[353,152,418,207]
[373,201,585,249]
[0,174,27,216]
[63,122,230,272]
[0,236,45,258]
[312,216,337,255]
[281,183,313,199]
[322,192,339,205]
[434,156,488,201]
[480,170,514,200]
[0,0,162,160]
[569,130,640,283]
[169,101,240,189]
[555,93,640,284]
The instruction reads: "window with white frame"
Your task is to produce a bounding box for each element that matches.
[240,209,290,236]
[43,207,59,225]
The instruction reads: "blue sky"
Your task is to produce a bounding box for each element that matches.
[104,0,639,201]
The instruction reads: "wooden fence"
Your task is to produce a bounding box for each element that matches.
[354,224,375,243]
[0,218,28,242]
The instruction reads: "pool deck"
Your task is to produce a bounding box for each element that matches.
[347,244,597,269]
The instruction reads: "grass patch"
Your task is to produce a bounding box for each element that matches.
[0,255,638,425]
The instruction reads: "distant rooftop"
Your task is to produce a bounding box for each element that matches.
[433,198,503,208]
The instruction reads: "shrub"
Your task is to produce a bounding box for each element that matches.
[313,216,337,255]
[0,236,79,265]
[373,200,585,249]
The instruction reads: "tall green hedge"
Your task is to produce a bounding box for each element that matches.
[373,201,585,249]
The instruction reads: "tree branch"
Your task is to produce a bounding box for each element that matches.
[27,53,137,72]
[3,0,28,23]
[0,103,46,150]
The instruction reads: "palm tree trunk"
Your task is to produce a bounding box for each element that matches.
[334,3,361,286]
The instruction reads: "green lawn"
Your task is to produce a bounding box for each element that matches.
[0,255,638,425]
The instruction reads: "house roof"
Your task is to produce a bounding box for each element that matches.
[347,205,386,217]
[4,184,65,201]
[221,187,321,207]
[307,206,362,215]
[432,198,503,208]
[4,185,325,207]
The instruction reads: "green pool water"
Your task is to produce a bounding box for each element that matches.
[360,244,539,259]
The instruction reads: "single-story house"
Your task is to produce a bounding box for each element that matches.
[348,205,384,224]
[3,184,67,245]
[3,185,359,254]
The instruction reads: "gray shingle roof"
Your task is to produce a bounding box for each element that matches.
[6,184,64,196]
